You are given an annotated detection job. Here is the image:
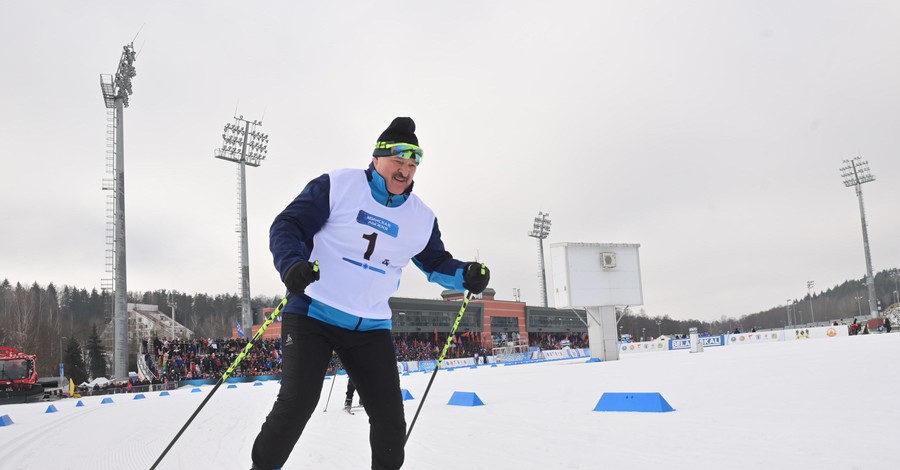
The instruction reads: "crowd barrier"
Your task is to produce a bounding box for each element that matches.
[619,325,850,355]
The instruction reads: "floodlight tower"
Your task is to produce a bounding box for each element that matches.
[99,43,137,380]
[527,211,551,307]
[215,116,268,338]
[167,295,177,340]
[806,280,816,325]
[785,299,792,327]
[840,157,878,318]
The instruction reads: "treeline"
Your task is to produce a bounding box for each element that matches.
[0,278,280,378]
[616,268,899,340]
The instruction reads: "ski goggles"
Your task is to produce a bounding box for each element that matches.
[373,142,424,165]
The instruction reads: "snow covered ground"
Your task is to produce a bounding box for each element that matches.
[1,333,896,469]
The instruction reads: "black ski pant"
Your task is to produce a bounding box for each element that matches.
[251,313,406,470]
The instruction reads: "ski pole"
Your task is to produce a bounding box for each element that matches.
[322,361,338,412]
[406,289,475,442]
[150,294,291,469]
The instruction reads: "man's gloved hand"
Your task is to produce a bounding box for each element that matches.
[284,260,320,294]
[463,262,490,294]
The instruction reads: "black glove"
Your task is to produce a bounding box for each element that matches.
[463,262,490,294]
[284,260,320,294]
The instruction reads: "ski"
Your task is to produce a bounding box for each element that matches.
[343,405,364,415]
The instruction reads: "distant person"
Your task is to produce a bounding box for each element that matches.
[884,317,892,333]
[345,377,362,411]
[850,319,859,335]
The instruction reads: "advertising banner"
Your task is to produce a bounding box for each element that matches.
[670,335,725,350]
[727,331,782,346]
[619,341,669,354]
[783,325,848,341]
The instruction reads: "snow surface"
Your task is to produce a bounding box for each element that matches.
[1,334,896,469]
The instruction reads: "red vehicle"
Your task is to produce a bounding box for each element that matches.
[0,346,44,404]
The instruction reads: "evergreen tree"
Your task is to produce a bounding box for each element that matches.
[86,324,107,380]
[64,337,88,385]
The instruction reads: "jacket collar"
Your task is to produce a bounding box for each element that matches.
[365,162,413,207]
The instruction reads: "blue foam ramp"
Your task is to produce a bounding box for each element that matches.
[133,394,146,400]
[75,400,85,407]
[336,369,347,375]
[400,389,414,401]
[0,415,13,426]
[586,357,601,363]
[159,391,170,397]
[45,405,58,413]
[593,392,674,412]
[191,388,202,393]
[402,371,409,376]
[253,382,263,386]
[490,364,498,368]
[227,384,238,389]
[448,391,484,407]
[101,397,114,404]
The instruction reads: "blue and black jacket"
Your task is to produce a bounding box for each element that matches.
[270,163,467,330]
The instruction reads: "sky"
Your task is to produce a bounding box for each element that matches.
[2,1,900,322]
[0,332,896,469]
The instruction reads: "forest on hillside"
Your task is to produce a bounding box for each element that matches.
[2,268,897,377]
[0,279,278,377]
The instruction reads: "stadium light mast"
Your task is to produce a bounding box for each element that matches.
[806,280,816,326]
[527,211,551,307]
[215,116,268,338]
[840,156,878,318]
[167,296,177,340]
[99,43,137,380]
[891,270,900,304]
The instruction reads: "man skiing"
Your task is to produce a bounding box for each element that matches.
[250,117,490,470]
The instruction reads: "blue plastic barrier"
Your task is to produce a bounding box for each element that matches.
[101,397,114,404]
[0,415,13,426]
[400,389,414,401]
[593,392,674,412]
[45,404,58,413]
[448,391,484,407]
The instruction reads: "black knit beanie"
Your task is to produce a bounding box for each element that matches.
[376,117,418,146]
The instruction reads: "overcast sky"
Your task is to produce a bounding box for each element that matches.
[2,1,899,322]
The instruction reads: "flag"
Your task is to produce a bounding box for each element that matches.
[236,320,244,338]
